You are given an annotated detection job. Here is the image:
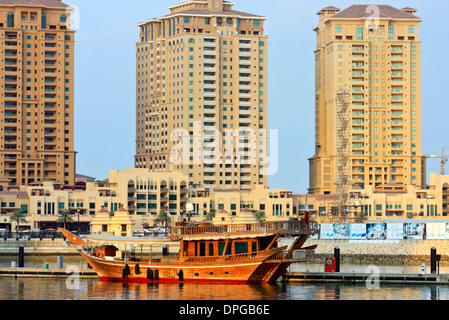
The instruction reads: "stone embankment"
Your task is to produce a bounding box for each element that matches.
[303,239,449,265]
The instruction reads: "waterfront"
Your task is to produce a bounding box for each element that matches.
[2,257,449,301]
[1,276,449,301]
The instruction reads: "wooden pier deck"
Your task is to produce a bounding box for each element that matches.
[283,271,449,285]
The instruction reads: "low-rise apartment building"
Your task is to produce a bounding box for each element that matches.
[1,169,448,233]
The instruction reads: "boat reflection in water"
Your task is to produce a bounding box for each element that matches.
[88,281,287,300]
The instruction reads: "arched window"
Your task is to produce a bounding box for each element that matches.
[41,13,46,29]
[7,12,14,28]
[388,25,394,40]
[408,25,415,33]
[188,38,195,44]
[60,14,67,23]
[184,17,190,24]
[335,25,342,33]
[253,20,260,27]
[259,41,264,46]
[356,25,363,40]
[65,35,71,41]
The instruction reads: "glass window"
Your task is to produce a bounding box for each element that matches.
[388,25,394,40]
[253,20,260,27]
[41,13,46,29]
[356,25,363,40]
[7,12,14,28]
[335,25,342,33]
[60,14,67,23]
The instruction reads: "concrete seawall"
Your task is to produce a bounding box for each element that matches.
[2,237,448,265]
[303,239,449,265]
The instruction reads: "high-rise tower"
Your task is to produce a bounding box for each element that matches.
[0,0,76,186]
[135,0,268,191]
[309,5,425,195]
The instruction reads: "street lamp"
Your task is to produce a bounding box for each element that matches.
[186,203,194,222]
[77,208,80,235]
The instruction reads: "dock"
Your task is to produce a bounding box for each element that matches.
[0,267,98,278]
[283,271,449,285]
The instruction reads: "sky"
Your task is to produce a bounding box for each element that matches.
[72,0,449,194]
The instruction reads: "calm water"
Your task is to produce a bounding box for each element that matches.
[1,256,449,301]
[1,277,449,301]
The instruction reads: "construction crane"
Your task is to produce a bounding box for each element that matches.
[424,147,448,175]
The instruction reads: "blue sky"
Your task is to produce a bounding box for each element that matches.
[72,0,449,194]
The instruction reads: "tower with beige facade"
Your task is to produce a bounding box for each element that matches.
[0,0,76,187]
[309,5,426,195]
[135,0,268,191]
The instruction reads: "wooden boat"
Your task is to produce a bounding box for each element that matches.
[58,220,318,284]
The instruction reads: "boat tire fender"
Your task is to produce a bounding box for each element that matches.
[178,269,184,281]
[147,268,154,280]
[122,264,130,279]
[155,269,159,281]
[135,264,141,275]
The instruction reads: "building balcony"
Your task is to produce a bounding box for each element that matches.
[239,67,251,74]
[203,99,216,106]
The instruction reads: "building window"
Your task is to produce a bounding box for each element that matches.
[335,25,342,33]
[253,20,260,27]
[184,17,190,24]
[388,25,394,40]
[188,38,195,44]
[60,14,67,23]
[7,12,14,28]
[408,25,415,33]
[41,13,46,29]
[356,25,363,40]
[205,18,210,25]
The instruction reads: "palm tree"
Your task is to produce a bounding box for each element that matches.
[206,211,215,221]
[155,210,171,228]
[354,211,368,223]
[10,210,26,232]
[255,211,266,223]
[57,209,73,229]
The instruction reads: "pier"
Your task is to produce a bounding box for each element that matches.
[0,267,97,278]
[283,271,449,285]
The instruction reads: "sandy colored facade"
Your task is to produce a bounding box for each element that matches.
[135,0,268,191]
[294,174,449,223]
[309,5,425,195]
[189,184,295,221]
[0,0,76,187]
[1,170,448,232]
[0,168,189,232]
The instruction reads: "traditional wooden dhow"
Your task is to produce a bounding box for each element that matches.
[58,220,318,284]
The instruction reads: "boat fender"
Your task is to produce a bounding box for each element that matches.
[135,264,141,275]
[154,269,159,281]
[178,269,184,281]
[147,268,154,280]
[122,264,130,279]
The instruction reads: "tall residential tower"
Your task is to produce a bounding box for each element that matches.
[135,0,268,191]
[309,5,425,195]
[0,0,76,187]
